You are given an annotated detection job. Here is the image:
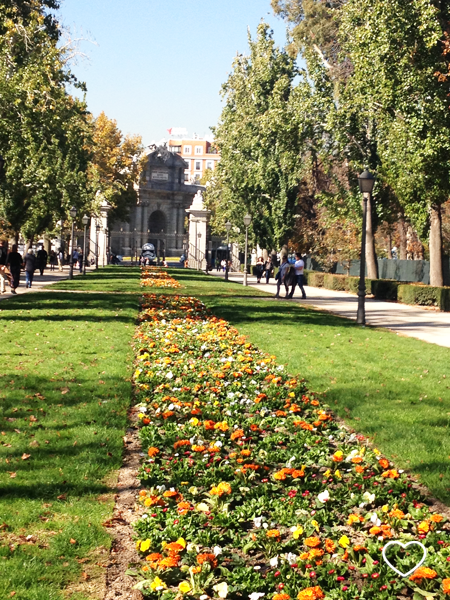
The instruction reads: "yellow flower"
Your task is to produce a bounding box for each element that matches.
[150,576,166,590]
[140,539,151,552]
[189,417,199,426]
[196,502,210,513]
[179,581,191,594]
[213,582,228,599]
[334,469,342,479]
[373,448,381,455]
[323,469,331,477]
[291,525,303,539]
[311,520,320,532]
[382,505,389,513]
[176,537,187,549]
[189,486,198,495]
[339,535,350,548]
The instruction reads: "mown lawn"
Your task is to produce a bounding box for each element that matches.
[160,268,450,505]
[51,266,142,293]
[0,288,140,600]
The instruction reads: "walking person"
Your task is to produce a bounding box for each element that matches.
[0,241,7,294]
[36,245,48,276]
[49,250,57,271]
[57,248,64,271]
[275,255,291,299]
[6,245,23,294]
[264,256,274,284]
[288,252,307,299]
[23,249,36,288]
[78,249,83,272]
[255,257,264,284]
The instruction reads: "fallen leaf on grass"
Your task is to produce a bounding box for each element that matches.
[82,572,90,580]
[29,415,38,422]
[69,538,77,545]
[29,440,39,447]
[10,592,16,597]
[8,472,16,478]
[14,429,21,434]
[57,494,66,500]
[21,453,31,460]
[61,388,69,394]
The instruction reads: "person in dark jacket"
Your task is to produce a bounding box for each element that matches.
[23,249,36,288]
[255,257,265,284]
[264,257,274,283]
[6,245,22,294]
[36,246,48,276]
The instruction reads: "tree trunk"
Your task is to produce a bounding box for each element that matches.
[386,231,392,260]
[365,193,378,279]
[398,217,407,260]
[429,203,443,287]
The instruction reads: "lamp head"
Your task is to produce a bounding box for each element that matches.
[225,221,232,232]
[69,206,77,219]
[82,214,89,226]
[358,169,375,194]
[243,214,252,227]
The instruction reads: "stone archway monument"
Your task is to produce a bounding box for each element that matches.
[186,190,210,269]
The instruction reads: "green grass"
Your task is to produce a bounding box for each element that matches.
[50,266,142,293]
[163,269,450,505]
[0,288,140,599]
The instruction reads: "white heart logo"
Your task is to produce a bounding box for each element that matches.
[382,540,427,578]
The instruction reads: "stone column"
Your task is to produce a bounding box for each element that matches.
[186,191,210,270]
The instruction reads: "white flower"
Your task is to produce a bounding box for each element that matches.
[269,556,278,567]
[253,516,264,528]
[363,492,375,504]
[213,546,222,556]
[168,403,174,410]
[318,490,330,503]
[213,582,228,598]
[262,522,268,529]
[166,371,173,379]
[214,441,223,448]
[284,552,298,565]
[370,513,381,526]
[156,484,166,492]
[249,594,265,600]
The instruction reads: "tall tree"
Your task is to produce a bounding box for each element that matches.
[209,23,302,251]
[88,112,144,225]
[340,0,450,285]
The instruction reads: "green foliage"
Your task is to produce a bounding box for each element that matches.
[398,283,450,311]
[0,4,92,240]
[208,23,304,250]
[370,279,399,301]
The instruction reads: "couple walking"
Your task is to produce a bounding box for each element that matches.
[275,252,306,300]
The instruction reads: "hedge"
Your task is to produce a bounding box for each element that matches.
[398,284,450,311]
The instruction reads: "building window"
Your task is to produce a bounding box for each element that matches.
[170,145,181,154]
[195,161,201,171]
[185,159,191,170]
[195,146,203,155]
[206,161,213,170]
[183,146,192,155]
[184,173,189,181]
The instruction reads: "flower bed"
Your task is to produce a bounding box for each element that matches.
[141,266,182,289]
[129,287,449,599]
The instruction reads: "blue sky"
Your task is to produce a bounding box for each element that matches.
[57,0,290,146]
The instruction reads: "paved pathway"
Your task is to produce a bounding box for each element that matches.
[0,266,92,301]
[212,271,450,349]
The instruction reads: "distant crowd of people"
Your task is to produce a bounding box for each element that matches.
[0,243,88,294]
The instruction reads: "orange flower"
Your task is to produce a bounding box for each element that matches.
[165,542,185,555]
[292,469,305,478]
[332,451,343,462]
[214,421,229,432]
[177,501,191,515]
[210,481,232,496]
[139,490,147,497]
[409,567,437,582]
[382,469,399,479]
[192,445,206,452]
[274,470,287,480]
[230,429,244,440]
[389,509,405,519]
[351,456,363,464]
[347,514,364,526]
[430,514,443,523]
[309,548,324,558]
[311,399,320,406]
[147,447,160,457]
[266,529,281,539]
[162,410,174,419]
[273,594,291,600]
[204,420,215,430]
[353,545,367,552]
[250,424,260,431]
[276,410,287,417]
[241,449,251,457]
[297,586,325,600]
[418,520,430,534]
[304,536,321,548]
[146,553,162,563]
[197,553,218,568]
[324,539,335,553]
[173,440,190,450]
[443,578,450,594]
[163,490,179,498]
[378,458,389,469]
[158,555,180,569]
[355,465,365,473]
[299,552,310,560]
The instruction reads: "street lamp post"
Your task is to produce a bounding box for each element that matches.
[82,214,89,275]
[243,214,252,287]
[69,206,77,280]
[356,169,375,325]
[95,222,100,269]
[225,221,232,281]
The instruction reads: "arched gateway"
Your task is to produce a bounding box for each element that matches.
[108,146,203,258]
